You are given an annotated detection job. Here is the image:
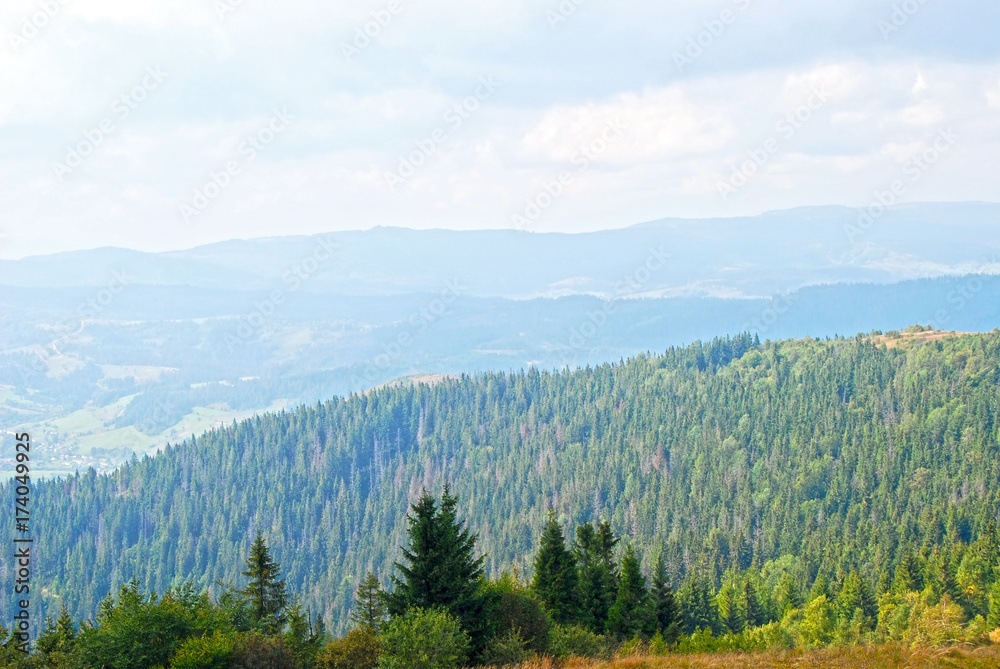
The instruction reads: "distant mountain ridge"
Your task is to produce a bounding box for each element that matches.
[2,202,998,299]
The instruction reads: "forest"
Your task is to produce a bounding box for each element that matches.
[3,329,1000,666]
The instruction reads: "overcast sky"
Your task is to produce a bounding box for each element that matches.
[1,0,998,258]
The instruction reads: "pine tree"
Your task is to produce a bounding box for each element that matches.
[650,553,680,643]
[575,522,617,633]
[352,572,387,632]
[607,544,652,639]
[531,510,579,625]
[386,488,493,656]
[242,532,288,633]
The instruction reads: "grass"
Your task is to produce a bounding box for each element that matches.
[499,645,1000,669]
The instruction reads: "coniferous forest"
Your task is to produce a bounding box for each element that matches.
[4,329,1000,667]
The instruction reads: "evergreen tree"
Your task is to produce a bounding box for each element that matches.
[809,572,829,602]
[351,572,387,632]
[742,579,766,629]
[531,510,579,625]
[679,574,718,635]
[607,544,652,639]
[242,532,289,633]
[650,553,680,643]
[386,488,493,656]
[988,573,1000,629]
[892,549,920,594]
[575,522,617,633]
[773,572,801,618]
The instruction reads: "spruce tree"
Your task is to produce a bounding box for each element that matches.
[386,488,493,655]
[575,522,617,633]
[242,532,288,633]
[532,510,579,625]
[743,579,766,629]
[650,553,680,643]
[987,574,1000,629]
[351,572,387,632]
[607,544,652,639]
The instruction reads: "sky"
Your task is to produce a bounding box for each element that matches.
[0,0,998,258]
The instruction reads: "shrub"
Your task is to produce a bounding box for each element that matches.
[548,623,609,659]
[479,629,531,667]
[318,627,381,669]
[378,608,470,669]
[487,585,550,655]
[230,632,298,669]
[905,596,967,648]
[170,631,236,669]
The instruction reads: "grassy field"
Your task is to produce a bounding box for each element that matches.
[502,645,1000,669]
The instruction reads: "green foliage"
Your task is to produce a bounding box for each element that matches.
[229,632,297,669]
[377,608,470,669]
[76,581,228,669]
[385,489,493,655]
[607,545,652,639]
[169,631,235,669]
[317,627,381,669]
[574,522,617,634]
[547,623,609,659]
[649,554,680,643]
[8,331,1000,643]
[478,629,531,667]
[799,595,835,647]
[482,575,550,655]
[531,512,579,625]
[351,573,387,633]
[242,533,289,634]
[988,574,1000,629]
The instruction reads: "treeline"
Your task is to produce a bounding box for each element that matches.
[3,331,1000,637]
[4,489,1000,668]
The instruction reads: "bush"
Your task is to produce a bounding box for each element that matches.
[318,628,381,669]
[484,581,550,655]
[548,624,608,659]
[378,608,470,669]
[170,631,236,669]
[479,629,531,667]
[230,632,298,669]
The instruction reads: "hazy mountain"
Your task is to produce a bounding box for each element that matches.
[2,203,998,298]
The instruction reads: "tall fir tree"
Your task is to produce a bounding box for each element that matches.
[386,488,493,656]
[987,572,1000,629]
[351,572,388,632]
[650,553,680,643]
[607,544,653,639]
[532,510,580,625]
[575,522,617,633]
[242,532,288,633]
[742,579,767,629]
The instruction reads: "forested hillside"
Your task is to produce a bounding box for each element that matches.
[3,330,1000,635]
